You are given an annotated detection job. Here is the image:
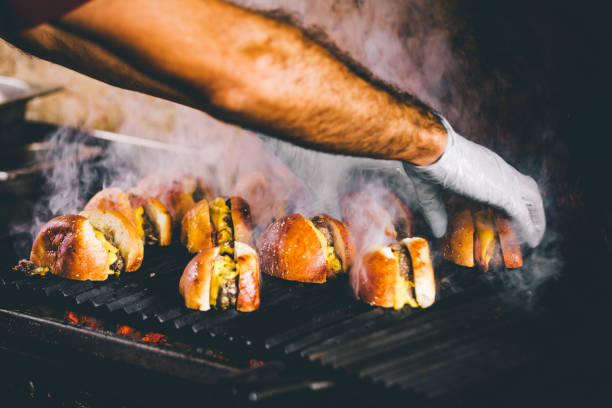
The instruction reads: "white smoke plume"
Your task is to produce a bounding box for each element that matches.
[15,0,560,305]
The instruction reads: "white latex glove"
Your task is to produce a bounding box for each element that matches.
[403,115,546,247]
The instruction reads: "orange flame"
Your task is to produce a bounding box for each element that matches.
[64,311,168,343]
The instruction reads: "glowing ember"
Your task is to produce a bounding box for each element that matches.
[64,311,168,343]
[141,332,168,343]
[249,359,265,368]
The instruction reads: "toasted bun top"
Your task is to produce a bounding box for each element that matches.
[136,172,197,228]
[84,188,137,227]
[30,214,111,281]
[257,214,329,283]
[352,246,399,308]
[179,247,221,311]
[126,187,149,209]
[80,208,144,272]
[235,242,260,312]
[229,196,254,246]
[181,199,214,253]
[402,237,436,308]
[144,197,173,246]
[494,213,523,269]
[440,208,475,267]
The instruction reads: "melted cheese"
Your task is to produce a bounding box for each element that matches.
[306,220,342,273]
[33,266,49,276]
[392,250,418,309]
[209,255,238,307]
[134,206,145,239]
[94,230,119,273]
[210,198,234,257]
[474,209,496,269]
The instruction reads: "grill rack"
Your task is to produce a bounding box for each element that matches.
[1,238,545,400]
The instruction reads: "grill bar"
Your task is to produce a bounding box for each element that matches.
[1,239,543,400]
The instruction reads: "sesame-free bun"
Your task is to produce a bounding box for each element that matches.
[494,213,523,269]
[84,187,137,227]
[80,208,144,272]
[257,213,353,283]
[440,206,523,270]
[30,215,111,281]
[440,208,475,268]
[229,196,254,246]
[402,237,436,308]
[181,199,214,253]
[127,188,172,246]
[235,242,260,312]
[257,214,329,283]
[352,246,399,308]
[353,238,436,309]
[180,196,254,254]
[179,242,260,312]
[136,171,197,229]
[180,246,220,311]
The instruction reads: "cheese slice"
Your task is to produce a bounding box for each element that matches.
[94,229,119,273]
[392,250,418,309]
[306,220,342,273]
[133,206,145,239]
[209,255,238,307]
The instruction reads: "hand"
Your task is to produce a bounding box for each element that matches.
[403,115,546,247]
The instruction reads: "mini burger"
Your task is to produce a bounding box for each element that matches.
[353,237,435,309]
[136,171,215,230]
[181,196,253,254]
[257,213,354,283]
[180,242,260,312]
[19,210,142,281]
[126,188,172,246]
[85,187,172,246]
[440,206,523,271]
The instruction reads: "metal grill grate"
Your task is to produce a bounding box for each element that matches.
[1,238,542,399]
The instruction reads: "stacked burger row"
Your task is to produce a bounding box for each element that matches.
[17,171,525,313]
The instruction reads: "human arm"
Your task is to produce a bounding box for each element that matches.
[2,0,446,165]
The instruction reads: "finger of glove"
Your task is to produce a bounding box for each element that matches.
[512,175,546,247]
[411,176,448,238]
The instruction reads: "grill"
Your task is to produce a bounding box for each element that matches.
[1,230,551,405]
[0,122,569,407]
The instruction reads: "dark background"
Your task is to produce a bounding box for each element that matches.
[457,1,610,405]
[0,0,610,406]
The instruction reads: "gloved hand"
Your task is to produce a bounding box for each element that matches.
[403,115,546,247]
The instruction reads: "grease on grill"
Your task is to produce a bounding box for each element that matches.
[12,259,48,277]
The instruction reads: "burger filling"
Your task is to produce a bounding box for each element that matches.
[308,217,342,274]
[390,243,418,309]
[94,229,124,275]
[474,208,496,271]
[209,198,238,309]
[134,206,159,245]
[13,259,48,276]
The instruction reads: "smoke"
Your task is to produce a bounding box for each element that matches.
[15,0,562,306]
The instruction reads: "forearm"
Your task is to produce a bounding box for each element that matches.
[8,0,446,164]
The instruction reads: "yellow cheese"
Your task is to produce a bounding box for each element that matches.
[33,266,49,276]
[210,198,234,257]
[392,250,418,309]
[134,206,145,238]
[209,255,238,307]
[94,230,119,273]
[306,220,342,273]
